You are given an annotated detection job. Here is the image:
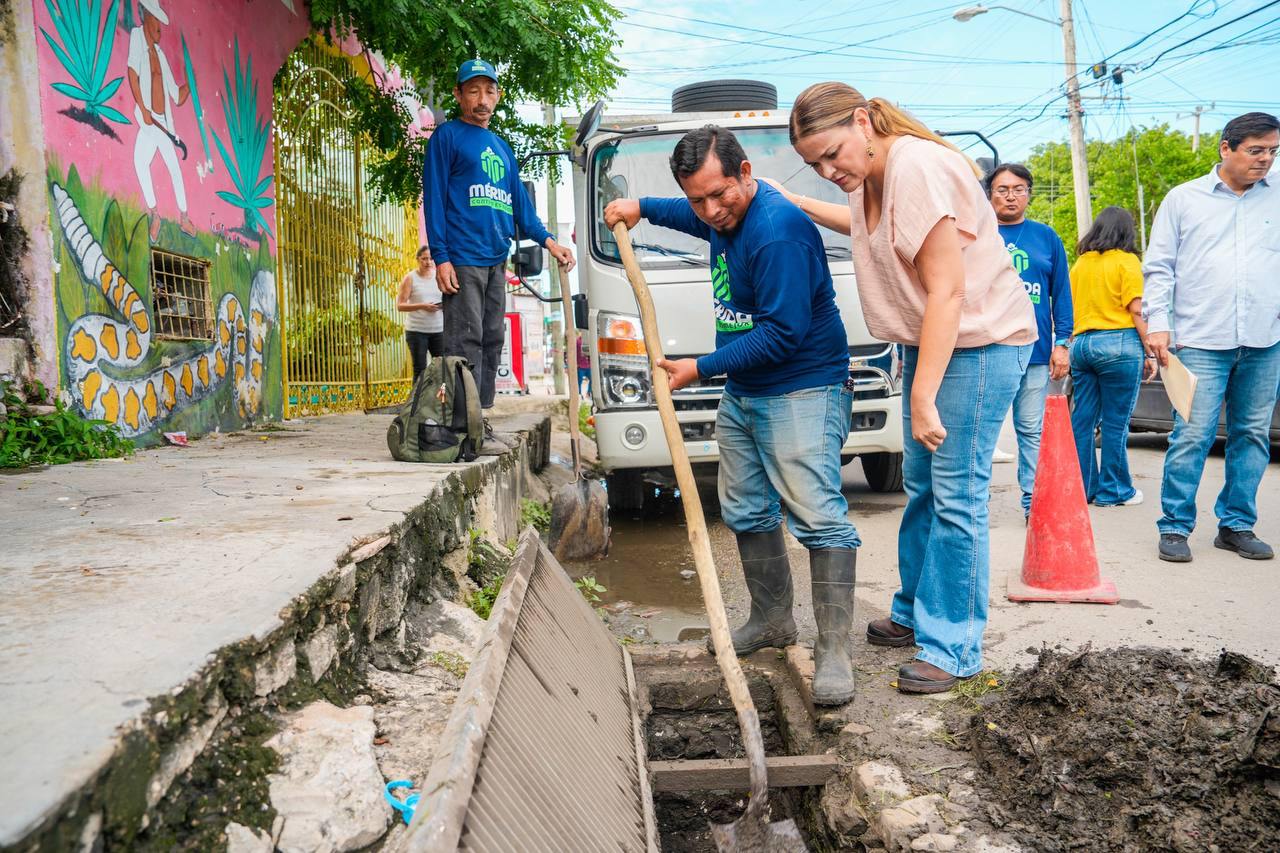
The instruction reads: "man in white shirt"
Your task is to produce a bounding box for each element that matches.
[1143,111,1280,563]
[127,0,192,240]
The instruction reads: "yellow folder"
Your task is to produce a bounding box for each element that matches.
[1161,352,1198,423]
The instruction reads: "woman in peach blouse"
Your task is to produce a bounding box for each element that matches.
[772,82,1036,693]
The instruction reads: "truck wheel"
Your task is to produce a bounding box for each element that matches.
[606,469,646,512]
[861,452,904,493]
[671,80,778,113]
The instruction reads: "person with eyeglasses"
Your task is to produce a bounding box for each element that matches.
[1143,111,1280,563]
[986,164,1073,520]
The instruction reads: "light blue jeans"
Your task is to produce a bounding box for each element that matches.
[1069,329,1144,505]
[716,384,861,550]
[1012,364,1050,515]
[892,343,1030,677]
[1158,341,1280,536]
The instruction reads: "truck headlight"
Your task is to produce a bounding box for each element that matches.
[597,311,653,408]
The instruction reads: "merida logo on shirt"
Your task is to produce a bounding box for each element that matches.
[1005,243,1040,304]
[1006,243,1030,274]
[711,253,753,331]
[469,147,513,214]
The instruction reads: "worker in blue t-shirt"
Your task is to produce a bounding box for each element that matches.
[987,164,1073,519]
[422,59,575,428]
[604,126,860,706]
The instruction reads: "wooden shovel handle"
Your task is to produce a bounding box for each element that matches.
[559,263,582,478]
[611,222,771,821]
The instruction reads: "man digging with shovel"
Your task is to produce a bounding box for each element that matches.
[605,125,860,705]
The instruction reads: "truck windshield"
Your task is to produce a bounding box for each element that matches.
[592,127,853,270]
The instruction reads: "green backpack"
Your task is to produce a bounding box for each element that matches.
[387,356,483,463]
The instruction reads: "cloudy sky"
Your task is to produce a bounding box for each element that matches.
[600,0,1280,161]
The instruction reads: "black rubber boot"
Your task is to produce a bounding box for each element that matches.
[707,529,797,656]
[810,548,857,706]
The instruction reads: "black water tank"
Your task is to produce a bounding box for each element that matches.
[671,80,778,113]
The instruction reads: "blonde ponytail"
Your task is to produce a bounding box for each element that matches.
[791,82,981,177]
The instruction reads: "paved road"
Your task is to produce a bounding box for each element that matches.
[589,425,1280,670]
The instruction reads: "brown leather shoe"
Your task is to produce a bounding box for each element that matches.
[866,617,915,647]
[897,661,970,694]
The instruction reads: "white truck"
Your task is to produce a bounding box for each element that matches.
[566,107,904,510]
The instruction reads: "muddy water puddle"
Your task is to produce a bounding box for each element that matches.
[565,501,710,643]
[564,487,900,643]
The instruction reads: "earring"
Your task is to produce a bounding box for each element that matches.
[865,143,875,159]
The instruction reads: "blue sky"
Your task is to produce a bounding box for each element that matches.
[604,0,1280,161]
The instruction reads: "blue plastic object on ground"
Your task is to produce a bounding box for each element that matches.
[385,780,420,825]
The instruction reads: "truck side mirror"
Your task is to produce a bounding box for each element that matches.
[572,293,588,330]
[513,243,543,278]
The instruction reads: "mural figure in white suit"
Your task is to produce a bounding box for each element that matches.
[127,0,193,240]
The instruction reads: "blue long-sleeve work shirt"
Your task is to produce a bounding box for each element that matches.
[638,181,849,397]
[422,119,552,267]
[1142,166,1280,350]
[997,219,1072,363]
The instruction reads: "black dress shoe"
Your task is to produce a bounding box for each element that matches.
[1158,533,1192,563]
[897,661,968,695]
[1214,528,1274,560]
[866,618,915,647]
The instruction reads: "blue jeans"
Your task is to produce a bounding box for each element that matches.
[892,343,1030,677]
[717,385,861,550]
[1069,329,1143,505]
[1158,341,1280,536]
[1012,364,1050,515]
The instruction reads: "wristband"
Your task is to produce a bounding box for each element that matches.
[1054,337,1070,347]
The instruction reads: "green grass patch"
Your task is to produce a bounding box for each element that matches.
[519,498,551,534]
[1,379,134,467]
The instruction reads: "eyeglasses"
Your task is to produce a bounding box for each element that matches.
[993,186,1029,198]
[1241,146,1279,157]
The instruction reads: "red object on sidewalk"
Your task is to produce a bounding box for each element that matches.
[1007,394,1119,604]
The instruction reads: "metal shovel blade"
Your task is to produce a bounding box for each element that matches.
[712,813,807,852]
[549,477,610,561]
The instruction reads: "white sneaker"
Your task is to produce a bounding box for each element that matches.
[1120,488,1144,506]
[992,447,1015,464]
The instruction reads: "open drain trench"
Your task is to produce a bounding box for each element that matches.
[392,529,839,852]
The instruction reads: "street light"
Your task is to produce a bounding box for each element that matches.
[953,5,1060,26]
[955,2,1093,236]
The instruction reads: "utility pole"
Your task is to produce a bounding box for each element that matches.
[954,4,1092,235]
[1178,103,1215,151]
[1060,0,1093,239]
[543,102,566,395]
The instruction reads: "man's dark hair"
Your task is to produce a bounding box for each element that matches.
[1077,206,1138,256]
[1221,112,1280,151]
[669,125,748,184]
[984,162,1033,195]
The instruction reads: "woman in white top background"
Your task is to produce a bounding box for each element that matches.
[397,246,445,376]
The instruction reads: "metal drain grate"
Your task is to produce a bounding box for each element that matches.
[397,530,657,852]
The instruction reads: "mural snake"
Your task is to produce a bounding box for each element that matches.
[52,183,277,437]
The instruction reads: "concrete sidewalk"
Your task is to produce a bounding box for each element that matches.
[0,408,549,847]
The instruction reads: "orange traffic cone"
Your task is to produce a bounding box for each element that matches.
[1007,394,1119,604]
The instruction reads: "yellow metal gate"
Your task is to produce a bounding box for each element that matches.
[273,38,417,416]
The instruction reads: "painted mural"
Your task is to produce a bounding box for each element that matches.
[35,0,308,443]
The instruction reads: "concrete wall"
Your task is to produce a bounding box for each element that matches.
[1,0,55,386]
[27,0,310,442]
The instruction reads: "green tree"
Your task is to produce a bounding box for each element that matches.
[306,0,623,204]
[1024,124,1221,260]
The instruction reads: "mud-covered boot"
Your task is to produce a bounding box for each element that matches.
[707,529,797,656]
[810,548,857,705]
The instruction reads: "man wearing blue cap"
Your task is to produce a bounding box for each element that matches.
[423,59,575,422]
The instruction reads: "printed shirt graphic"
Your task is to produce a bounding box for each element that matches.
[712,253,754,332]
[997,219,1072,365]
[422,120,551,267]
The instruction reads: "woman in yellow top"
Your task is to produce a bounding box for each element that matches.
[1068,206,1158,506]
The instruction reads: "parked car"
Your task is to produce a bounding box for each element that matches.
[1128,373,1280,444]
